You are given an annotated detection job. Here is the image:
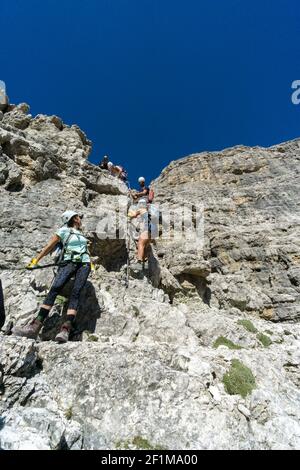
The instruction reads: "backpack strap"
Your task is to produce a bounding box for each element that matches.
[60,229,90,263]
[57,229,74,265]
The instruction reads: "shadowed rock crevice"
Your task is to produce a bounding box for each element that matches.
[89,237,128,272]
[54,434,70,451]
[4,179,24,192]
[176,273,212,306]
[0,417,5,431]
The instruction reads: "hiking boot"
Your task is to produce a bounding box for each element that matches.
[55,324,71,344]
[12,319,43,340]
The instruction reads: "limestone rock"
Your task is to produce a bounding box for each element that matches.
[0,104,300,450]
[153,143,300,321]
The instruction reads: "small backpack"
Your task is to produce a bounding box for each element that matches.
[51,230,74,265]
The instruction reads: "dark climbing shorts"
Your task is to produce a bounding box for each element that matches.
[141,223,159,239]
[43,262,91,311]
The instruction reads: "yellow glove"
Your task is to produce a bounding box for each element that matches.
[26,258,38,269]
[127,210,135,219]
[90,263,95,271]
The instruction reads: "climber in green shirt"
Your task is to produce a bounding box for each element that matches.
[12,210,92,343]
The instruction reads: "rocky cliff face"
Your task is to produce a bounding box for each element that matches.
[0,104,300,450]
[153,141,300,322]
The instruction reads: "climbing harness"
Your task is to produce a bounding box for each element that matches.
[60,229,89,265]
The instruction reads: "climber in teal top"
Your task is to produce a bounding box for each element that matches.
[12,210,92,343]
[56,225,90,263]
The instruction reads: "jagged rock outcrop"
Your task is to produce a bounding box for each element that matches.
[0,103,300,450]
[152,143,300,322]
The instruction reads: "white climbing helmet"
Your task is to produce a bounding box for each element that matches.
[137,198,147,208]
[138,176,145,184]
[107,161,113,168]
[61,210,79,226]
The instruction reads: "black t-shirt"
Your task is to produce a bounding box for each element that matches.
[138,186,149,196]
[99,158,109,169]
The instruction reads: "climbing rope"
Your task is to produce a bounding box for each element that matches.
[0,262,66,272]
[125,186,134,288]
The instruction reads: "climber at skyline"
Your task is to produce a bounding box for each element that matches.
[107,161,128,182]
[98,153,128,183]
[99,155,109,170]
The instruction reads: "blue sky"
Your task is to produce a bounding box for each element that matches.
[1,0,300,186]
